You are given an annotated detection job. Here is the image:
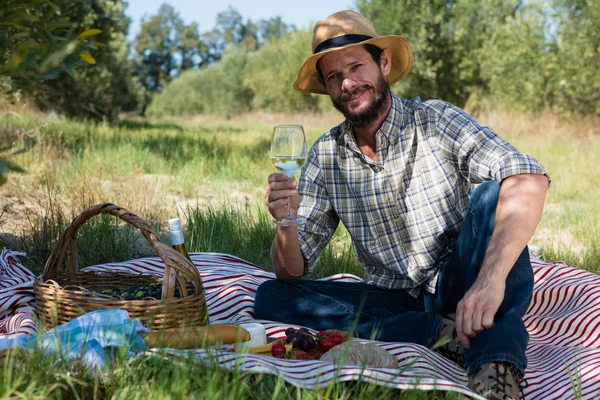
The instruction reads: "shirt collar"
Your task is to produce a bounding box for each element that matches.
[334,93,407,147]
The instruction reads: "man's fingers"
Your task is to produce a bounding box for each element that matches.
[268,173,296,184]
[461,305,474,338]
[455,302,471,349]
[265,174,299,219]
[481,309,496,330]
[268,198,290,211]
[272,181,297,191]
[268,189,298,203]
[470,309,484,336]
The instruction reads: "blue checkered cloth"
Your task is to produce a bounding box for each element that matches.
[0,309,147,371]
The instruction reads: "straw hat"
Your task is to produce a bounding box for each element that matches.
[294,10,413,95]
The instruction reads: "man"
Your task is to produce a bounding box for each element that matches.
[254,10,549,400]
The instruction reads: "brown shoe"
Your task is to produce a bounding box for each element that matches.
[434,315,465,368]
[468,362,524,400]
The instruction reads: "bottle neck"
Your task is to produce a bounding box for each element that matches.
[170,229,185,246]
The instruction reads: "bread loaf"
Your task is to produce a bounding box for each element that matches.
[142,324,251,349]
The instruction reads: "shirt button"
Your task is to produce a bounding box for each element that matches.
[384,195,391,201]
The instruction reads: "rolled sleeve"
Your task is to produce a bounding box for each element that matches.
[435,102,550,186]
[297,148,340,274]
[492,151,551,186]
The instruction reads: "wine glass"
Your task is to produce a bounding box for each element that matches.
[269,125,308,226]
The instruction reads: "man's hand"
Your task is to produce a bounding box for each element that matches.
[455,274,506,349]
[264,173,299,220]
[264,173,305,279]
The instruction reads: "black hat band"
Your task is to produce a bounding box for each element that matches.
[314,34,374,54]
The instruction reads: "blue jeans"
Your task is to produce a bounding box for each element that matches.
[254,181,534,374]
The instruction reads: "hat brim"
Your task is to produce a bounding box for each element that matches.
[293,35,413,95]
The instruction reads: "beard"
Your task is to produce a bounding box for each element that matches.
[330,73,391,130]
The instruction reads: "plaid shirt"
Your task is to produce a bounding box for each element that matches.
[297,94,548,297]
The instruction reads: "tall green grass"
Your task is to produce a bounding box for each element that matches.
[0,346,463,399]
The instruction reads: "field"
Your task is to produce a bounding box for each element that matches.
[0,105,598,398]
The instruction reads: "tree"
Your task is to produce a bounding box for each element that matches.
[215,6,258,50]
[204,7,260,54]
[357,0,523,106]
[477,1,554,113]
[199,9,294,66]
[35,0,138,121]
[548,0,600,115]
[245,29,322,113]
[257,16,294,44]
[133,3,207,113]
[0,0,103,84]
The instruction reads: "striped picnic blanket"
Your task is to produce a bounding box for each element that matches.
[0,248,598,399]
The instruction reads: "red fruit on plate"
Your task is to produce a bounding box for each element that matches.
[320,337,335,352]
[271,342,287,357]
[317,331,329,338]
[332,332,344,345]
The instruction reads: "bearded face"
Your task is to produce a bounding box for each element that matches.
[329,71,391,130]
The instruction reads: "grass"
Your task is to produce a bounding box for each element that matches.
[0,105,598,398]
[0,346,464,400]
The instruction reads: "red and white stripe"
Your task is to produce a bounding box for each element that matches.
[1,249,599,399]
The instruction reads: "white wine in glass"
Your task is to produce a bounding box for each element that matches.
[270,125,308,226]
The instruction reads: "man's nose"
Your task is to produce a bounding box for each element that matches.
[341,78,357,93]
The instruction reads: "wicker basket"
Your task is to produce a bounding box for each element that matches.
[33,203,208,330]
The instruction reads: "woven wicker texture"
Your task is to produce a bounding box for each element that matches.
[33,203,208,330]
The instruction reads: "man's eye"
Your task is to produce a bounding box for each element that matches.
[352,64,361,70]
[327,74,338,81]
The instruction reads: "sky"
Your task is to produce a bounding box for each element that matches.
[126,0,355,39]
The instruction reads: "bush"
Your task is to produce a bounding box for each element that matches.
[147,46,253,118]
[245,29,322,113]
[478,4,554,113]
[148,29,328,118]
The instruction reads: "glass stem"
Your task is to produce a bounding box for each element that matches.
[286,197,293,220]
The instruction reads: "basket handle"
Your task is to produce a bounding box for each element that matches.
[43,203,203,298]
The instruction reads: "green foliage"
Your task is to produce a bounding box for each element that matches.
[148,29,325,117]
[0,0,102,82]
[0,113,34,186]
[132,3,208,113]
[184,205,275,268]
[34,0,138,121]
[134,5,295,115]
[476,0,600,116]
[478,3,553,111]
[245,29,322,113]
[547,0,600,116]
[0,0,138,121]
[357,0,599,116]
[146,46,253,118]
[2,1,599,121]
[0,153,24,186]
[211,6,260,52]
[357,0,522,107]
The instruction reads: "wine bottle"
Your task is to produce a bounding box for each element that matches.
[168,218,193,263]
[168,218,209,325]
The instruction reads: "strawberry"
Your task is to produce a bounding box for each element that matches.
[320,337,335,352]
[332,332,344,345]
[271,342,287,357]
